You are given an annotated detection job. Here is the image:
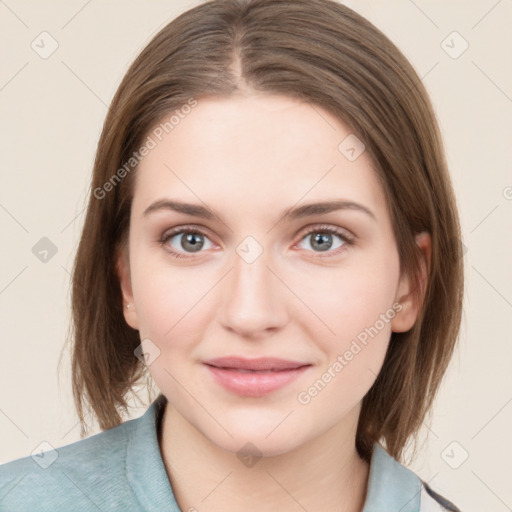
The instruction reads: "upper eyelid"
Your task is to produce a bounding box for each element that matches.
[160,223,354,247]
[161,223,351,236]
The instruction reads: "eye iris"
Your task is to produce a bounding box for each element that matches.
[311,232,333,252]
[182,233,204,252]
[173,230,341,254]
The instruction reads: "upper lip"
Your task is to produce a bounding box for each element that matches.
[203,357,311,371]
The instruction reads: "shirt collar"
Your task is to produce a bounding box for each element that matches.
[127,393,421,512]
[126,392,181,511]
[362,443,421,512]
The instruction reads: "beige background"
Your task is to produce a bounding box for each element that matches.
[1,1,511,510]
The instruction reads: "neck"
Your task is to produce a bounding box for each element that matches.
[158,402,370,512]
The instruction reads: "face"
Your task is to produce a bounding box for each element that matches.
[117,93,427,457]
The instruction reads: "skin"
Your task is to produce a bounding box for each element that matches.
[117,93,430,512]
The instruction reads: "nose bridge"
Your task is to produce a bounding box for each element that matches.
[219,235,287,336]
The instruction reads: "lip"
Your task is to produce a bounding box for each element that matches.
[203,357,312,397]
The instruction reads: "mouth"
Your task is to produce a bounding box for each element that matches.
[203,357,312,396]
[203,356,310,371]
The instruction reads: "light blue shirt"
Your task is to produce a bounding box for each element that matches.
[0,394,458,511]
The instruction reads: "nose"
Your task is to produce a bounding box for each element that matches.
[218,244,288,339]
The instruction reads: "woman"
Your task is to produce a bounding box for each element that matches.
[0,1,463,510]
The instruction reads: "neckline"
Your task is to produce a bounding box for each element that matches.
[128,393,421,512]
[125,392,180,511]
[155,392,167,447]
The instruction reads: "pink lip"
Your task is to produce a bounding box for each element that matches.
[203,357,311,397]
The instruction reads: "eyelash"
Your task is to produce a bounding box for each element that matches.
[158,224,355,260]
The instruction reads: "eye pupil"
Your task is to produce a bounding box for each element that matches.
[182,233,204,252]
[168,228,345,258]
[311,233,333,252]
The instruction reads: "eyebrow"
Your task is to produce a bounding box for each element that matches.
[142,199,376,222]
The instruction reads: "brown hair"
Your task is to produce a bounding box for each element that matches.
[67,0,464,463]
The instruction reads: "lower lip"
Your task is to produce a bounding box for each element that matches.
[204,364,310,397]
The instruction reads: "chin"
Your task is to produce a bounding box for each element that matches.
[205,415,310,459]
[216,433,301,460]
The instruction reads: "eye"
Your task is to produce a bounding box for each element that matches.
[296,225,354,257]
[159,224,354,260]
[160,227,215,259]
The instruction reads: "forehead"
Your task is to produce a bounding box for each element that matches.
[132,94,387,220]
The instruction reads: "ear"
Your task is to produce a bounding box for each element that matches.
[391,232,431,333]
[115,244,139,330]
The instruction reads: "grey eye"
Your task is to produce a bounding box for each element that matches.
[298,231,346,252]
[168,232,213,253]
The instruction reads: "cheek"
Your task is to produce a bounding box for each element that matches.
[131,257,216,344]
[286,250,401,350]
[293,264,399,415]
[287,250,400,411]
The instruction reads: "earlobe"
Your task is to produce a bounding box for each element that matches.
[391,232,431,333]
[115,246,139,330]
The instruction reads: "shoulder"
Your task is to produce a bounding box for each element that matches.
[363,443,460,512]
[0,416,138,512]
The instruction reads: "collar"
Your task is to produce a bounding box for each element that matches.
[125,392,181,511]
[127,393,421,512]
[362,443,421,511]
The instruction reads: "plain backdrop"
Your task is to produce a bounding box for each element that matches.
[1,1,511,510]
